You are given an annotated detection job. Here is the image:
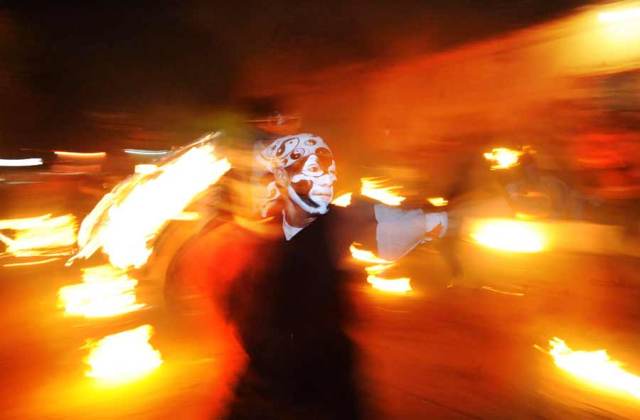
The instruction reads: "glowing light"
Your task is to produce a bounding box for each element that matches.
[58,265,145,318]
[360,178,405,206]
[544,337,640,400]
[470,219,545,253]
[134,164,158,175]
[70,137,231,269]
[3,257,61,267]
[598,8,640,23]
[332,192,353,207]
[350,243,392,265]
[171,211,201,221]
[123,149,168,156]
[0,158,43,167]
[483,148,523,170]
[0,214,77,258]
[84,324,163,384]
[427,197,448,207]
[54,151,106,159]
[367,275,412,293]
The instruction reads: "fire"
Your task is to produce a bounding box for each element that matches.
[70,135,231,269]
[58,265,145,318]
[470,218,545,253]
[332,192,353,207]
[0,214,77,258]
[350,243,392,265]
[84,324,163,384]
[350,243,412,293]
[360,178,405,206]
[427,197,448,207]
[483,147,523,170]
[544,337,640,400]
[367,275,412,293]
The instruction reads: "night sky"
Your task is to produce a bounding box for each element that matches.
[0,0,591,149]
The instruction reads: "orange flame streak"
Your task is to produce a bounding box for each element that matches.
[367,275,412,293]
[0,214,77,258]
[483,147,523,170]
[84,324,163,384]
[360,178,405,206]
[332,192,353,207]
[543,337,640,400]
[470,218,546,253]
[70,136,231,269]
[349,243,393,265]
[58,265,145,318]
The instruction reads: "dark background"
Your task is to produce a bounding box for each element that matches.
[0,0,591,149]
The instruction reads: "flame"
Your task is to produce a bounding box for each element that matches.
[70,137,231,269]
[58,265,145,318]
[360,178,405,206]
[84,324,163,384]
[350,243,393,265]
[134,164,158,175]
[332,192,353,207]
[470,219,545,253]
[427,197,448,207]
[483,147,523,170]
[0,214,77,258]
[545,337,640,400]
[367,275,412,293]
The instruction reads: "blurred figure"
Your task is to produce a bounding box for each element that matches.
[167,133,447,419]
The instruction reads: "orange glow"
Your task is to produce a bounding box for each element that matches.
[470,219,545,253]
[332,192,353,207]
[360,178,406,206]
[70,138,231,269]
[134,164,158,175]
[54,151,106,159]
[3,257,61,267]
[349,243,392,265]
[367,275,412,293]
[544,337,640,400]
[58,265,145,318]
[427,197,448,207]
[483,147,523,170]
[0,214,77,258]
[84,324,163,384]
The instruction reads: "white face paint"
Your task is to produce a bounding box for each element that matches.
[288,155,337,215]
[256,133,338,217]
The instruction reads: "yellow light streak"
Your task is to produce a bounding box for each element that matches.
[598,7,640,23]
[470,219,545,253]
[58,265,145,318]
[2,257,61,267]
[332,192,353,207]
[360,178,405,206]
[54,151,106,159]
[84,325,163,384]
[367,275,412,293]
[544,337,640,400]
[427,197,448,207]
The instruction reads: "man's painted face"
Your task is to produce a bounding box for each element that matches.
[288,148,336,214]
[258,134,337,215]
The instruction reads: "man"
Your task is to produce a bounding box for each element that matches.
[167,133,447,419]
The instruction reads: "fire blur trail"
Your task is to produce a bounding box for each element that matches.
[0,214,77,260]
[59,133,231,384]
[58,265,144,318]
[360,178,406,206]
[84,325,163,384]
[541,337,640,400]
[470,218,546,253]
[350,243,412,294]
[69,133,231,269]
